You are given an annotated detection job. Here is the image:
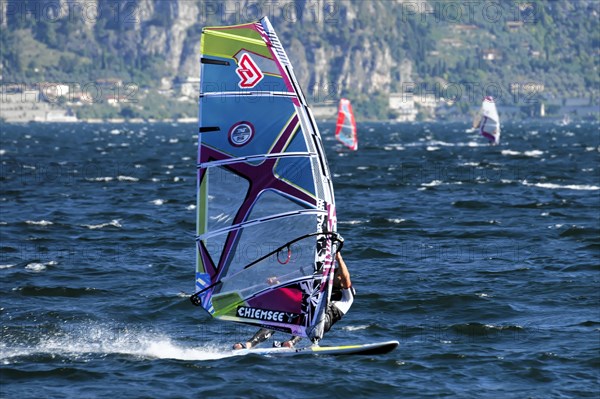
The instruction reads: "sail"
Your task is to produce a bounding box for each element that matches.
[191,17,338,342]
[335,98,358,150]
[479,96,500,144]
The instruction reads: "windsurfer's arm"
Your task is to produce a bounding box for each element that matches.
[334,252,354,314]
[335,252,351,289]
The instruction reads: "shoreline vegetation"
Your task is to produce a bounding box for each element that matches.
[0,93,600,124]
[1,1,598,124]
[1,85,597,124]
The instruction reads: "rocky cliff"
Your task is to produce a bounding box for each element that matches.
[1,0,598,116]
[1,0,401,97]
[121,0,398,97]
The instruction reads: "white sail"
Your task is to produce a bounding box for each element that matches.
[478,96,500,145]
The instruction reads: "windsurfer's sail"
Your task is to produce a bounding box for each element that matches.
[192,17,339,342]
[335,98,358,150]
[476,96,500,145]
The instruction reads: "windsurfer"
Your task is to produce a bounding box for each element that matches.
[233,251,354,349]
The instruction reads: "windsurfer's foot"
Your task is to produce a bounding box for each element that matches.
[281,336,302,348]
[232,342,251,350]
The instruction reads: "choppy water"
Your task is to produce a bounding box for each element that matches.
[1,120,599,398]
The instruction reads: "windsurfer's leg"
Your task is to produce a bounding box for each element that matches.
[249,328,274,347]
[233,328,274,349]
[321,288,354,335]
[323,303,344,333]
[281,336,302,348]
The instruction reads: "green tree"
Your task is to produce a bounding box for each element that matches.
[35,21,57,47]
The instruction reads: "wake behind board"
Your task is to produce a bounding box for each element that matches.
[232,340,399,357]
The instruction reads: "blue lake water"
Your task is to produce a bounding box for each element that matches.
[1,120,599,398]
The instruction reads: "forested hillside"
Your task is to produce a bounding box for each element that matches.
[1,0,598,120]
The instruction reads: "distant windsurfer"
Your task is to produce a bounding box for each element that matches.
[476,96,500,145]
[475,118,499,145]
[232,250,354,350]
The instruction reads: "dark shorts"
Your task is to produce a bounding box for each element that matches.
[323,302,344,333]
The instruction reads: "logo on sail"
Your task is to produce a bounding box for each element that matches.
[237,306,300,323]
[236,53,264,88]
[228,121,255,147]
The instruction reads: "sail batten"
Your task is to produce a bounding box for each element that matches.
[200,91,296,98]
[200,57,230,66]
[194,17,338,341]
[198,151,316,169]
